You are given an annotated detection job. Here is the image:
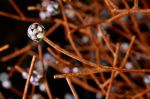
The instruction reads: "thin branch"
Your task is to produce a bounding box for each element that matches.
[0,44,9,52]
[8,0,26,19]
[66,78,79,99]
[106,43,119,99]
[22,56,36,99]
[132,88,150,99]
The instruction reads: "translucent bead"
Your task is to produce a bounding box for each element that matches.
[27,23,45,42]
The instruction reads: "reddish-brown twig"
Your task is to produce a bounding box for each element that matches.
[106,43,119,99]
[22,56,36,99]
[66,78,79,99]
[8,0,26,19]
[0,92,5,99]
[38,44,53,99]
[0,44,9,52]
[132,88,150,99]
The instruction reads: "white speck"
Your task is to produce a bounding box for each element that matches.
[63,67,70,73]
[39,83,46,92]
[64,93,74,99]
[7,66,12,71]
[81,36,89,43]
[47,5,54,12]
[97,32,102,43]
[22,72,28,80]
[144,74,150,84]
[96,92,103,99]
[121,42,129,50]
[39,11,47,20]
[55,61,59,65]
[2,80,12,89]
[45,11,51,17]
[125,62,133,69]
[32,94,40,99]
[72,67,79,73]
[65,9,75,19]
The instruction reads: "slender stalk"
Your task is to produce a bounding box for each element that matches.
[66,78,79,99]
[8,0,25,19]
[22,56,36,99]
[0,44,9,52]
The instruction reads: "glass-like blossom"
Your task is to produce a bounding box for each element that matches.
[27,23,45,41]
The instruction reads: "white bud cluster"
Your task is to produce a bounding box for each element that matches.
[39,1,59,20]
[30,70,43,86]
